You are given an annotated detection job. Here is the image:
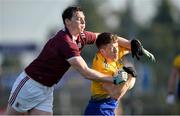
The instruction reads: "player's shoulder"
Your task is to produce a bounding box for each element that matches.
[92,52,105,68]
[83,30,95,34]
[94,52,105,62]
[83,30,96,39]
[118,47,129,59]
[174,54,180,62]
[173,54,180,67]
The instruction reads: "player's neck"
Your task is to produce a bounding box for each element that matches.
[67,27,79,38]
[99,51,114,63]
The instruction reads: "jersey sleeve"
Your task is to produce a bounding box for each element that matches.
[173,55,180,68]
[59,38,80,60]
[92,54,102,71]
[118,47,129,59]
[83,31,96,44]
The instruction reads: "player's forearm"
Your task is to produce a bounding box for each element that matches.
[126,75,136,90]
[116,82,129,100]
[117,36,131,50]
[168,68,178,93]
[83,67,113,83]
[68,56,113,83]
[94,32,100,38]
[117,76,135,99]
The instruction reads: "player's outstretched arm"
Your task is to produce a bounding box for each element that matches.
[96,33,155,61]
[68,56,113,83]
[68,56,125,85]
[166,67,178,104]
[95,33,131,50]
[115,36,155,62]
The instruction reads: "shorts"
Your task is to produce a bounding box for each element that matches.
[84,97,117,115]
[8,71,54,113]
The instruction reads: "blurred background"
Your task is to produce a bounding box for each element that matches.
[0,0,180,115]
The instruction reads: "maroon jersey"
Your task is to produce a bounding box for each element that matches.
[25,29,96,87]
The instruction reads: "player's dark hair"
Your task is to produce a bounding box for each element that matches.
[62,6,83,25]
[96,32,118,49]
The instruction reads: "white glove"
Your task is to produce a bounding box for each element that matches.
[166,94,175,105]
[113,70,128,85]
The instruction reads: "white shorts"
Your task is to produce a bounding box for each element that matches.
[8,71,54,113]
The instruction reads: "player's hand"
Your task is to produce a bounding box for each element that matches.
[131,39,155,62]
[166,94,175,105]
[123,66,137,77]
[131,39,143,60]
[113,70,128,85]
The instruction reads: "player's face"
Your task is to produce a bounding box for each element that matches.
[70,11,86,33]
[103,41,119,62]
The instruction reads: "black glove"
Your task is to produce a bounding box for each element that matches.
[131,39,156,62]
[131,39,143,60]
[123,66,137,77]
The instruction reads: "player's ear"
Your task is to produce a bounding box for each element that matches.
[99,49,106,56]
[65,19,71,26]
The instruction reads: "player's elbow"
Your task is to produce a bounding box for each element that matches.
[79,67,90,79]
[72,64,92,80]
[80,67,95,80]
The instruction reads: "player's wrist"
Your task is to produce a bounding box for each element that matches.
[142,48,156,62]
